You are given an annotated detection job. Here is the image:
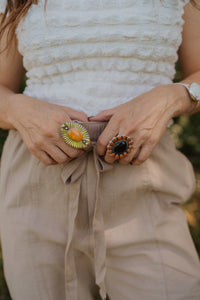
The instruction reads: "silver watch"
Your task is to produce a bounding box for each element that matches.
[177,82,200,103]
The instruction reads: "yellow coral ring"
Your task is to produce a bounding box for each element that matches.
[60,121,90,149]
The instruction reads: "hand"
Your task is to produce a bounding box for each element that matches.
[8,94,89,165]
[89,84,191,165]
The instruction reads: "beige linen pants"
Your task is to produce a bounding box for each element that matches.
[0,125,200,300]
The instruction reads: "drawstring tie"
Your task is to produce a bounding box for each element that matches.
[61,146,113,300]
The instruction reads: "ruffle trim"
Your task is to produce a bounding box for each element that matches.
[25,70,173,89]
[18,23,183,53]
[22,42,178,69]
[26,58,175,83]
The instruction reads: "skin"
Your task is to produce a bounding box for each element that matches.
[0,1,200,166]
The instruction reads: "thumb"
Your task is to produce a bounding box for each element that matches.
[89,108,115,122]
[62,106,88,122]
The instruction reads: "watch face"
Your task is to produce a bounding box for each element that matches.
[189,83,200,101]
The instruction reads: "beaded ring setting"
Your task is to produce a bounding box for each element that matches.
[60,121,90,149]
[107,135,134,160]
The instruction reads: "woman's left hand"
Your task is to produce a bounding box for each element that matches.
[89,84,192,165]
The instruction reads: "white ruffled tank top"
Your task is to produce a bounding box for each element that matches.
[0,0,189,116]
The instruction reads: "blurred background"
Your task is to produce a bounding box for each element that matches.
[0,68,200,299]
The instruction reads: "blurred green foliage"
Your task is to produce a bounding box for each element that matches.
[170,62,200,171]
[171,113,200,171]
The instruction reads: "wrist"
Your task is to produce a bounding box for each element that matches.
[175,82,200,114]
[6,93,27,129]
[163,83,195,117]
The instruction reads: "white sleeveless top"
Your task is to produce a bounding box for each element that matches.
[0,0,189,116]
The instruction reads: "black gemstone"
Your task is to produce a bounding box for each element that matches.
[112,140,128,155]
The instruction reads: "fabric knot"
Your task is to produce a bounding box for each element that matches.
[61,148,113,300]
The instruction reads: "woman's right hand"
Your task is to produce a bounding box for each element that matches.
[8,94,89,165]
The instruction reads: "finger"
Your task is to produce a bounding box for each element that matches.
[131,118,171,165]
[115,130,147,165]
[47,123,88,159]
[104,150,116,164]
[31,149,57,166]
[96,118,120,156]
[60,144,85,159]
[104,136,134,164]
[89,108,115,122]
[62,106,88,122]
[27,129,82,163]
[131,131,161,165]
[44,145,72,164]
[55,134,87,158]
[131,143,153,165]
[32,130,72,164]
[118,147,140,165]
[117,125,159,165]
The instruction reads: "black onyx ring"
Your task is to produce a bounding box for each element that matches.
[107,135,134,160]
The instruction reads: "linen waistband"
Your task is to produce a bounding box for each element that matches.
[74,121,108,142]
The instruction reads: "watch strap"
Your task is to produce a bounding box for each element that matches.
[175,82,200,114]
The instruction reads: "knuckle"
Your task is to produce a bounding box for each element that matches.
[125,128,134,136]
[69,153,77,159]
[57,157,69,164]
[119,159,129,165]
[134,156,146,165]
[134,159,143,165]
[69,150,81,159]
[104,156,114,164]
[148,136,157,146]
[140,130,149,140]
[119,156,130,164]
[122,123,136,136]
[28,143,37,153]
[43,127,55,138]
[42,158,54,166]
[54,110,69,124]
[114,112,123,124]
[34,136,45,147]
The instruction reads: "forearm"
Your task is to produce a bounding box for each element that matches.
[0,83,20,130]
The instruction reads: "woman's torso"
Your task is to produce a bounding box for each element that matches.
[15,0,189,116]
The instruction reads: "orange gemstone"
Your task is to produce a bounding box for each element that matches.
[129,141,134,145]
[108,150,113,154]
[115,154,119,160]
[120,154,124,159]
[68,128,83,142]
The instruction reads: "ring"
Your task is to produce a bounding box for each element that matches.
[60,121,90,149]
[107,135,134,160]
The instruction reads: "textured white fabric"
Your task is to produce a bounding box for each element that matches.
[2,0,190,116]
[0,0,6,13]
